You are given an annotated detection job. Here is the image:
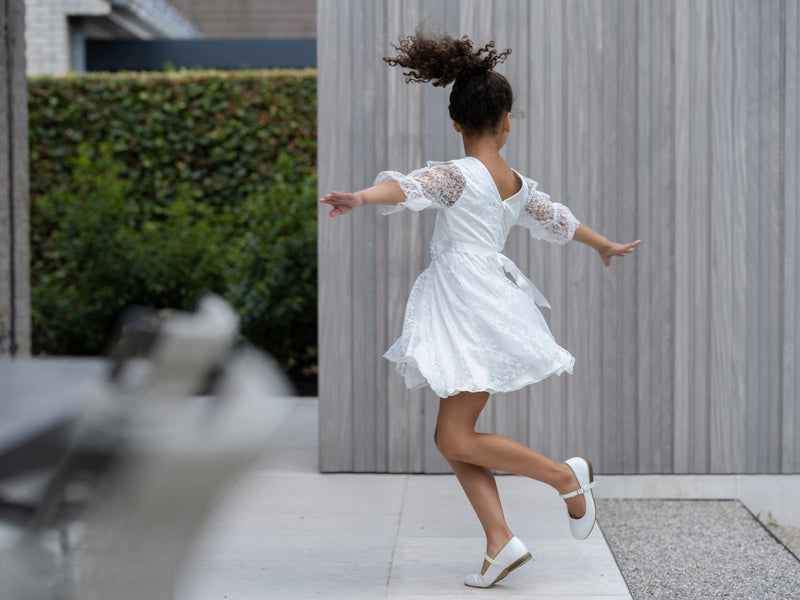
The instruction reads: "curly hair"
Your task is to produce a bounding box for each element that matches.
[384,29,513,134]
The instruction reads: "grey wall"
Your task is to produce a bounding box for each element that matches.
[318,0,800,474]
[0,0,30,357]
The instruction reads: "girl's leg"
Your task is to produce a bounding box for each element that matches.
[444,457,513,575]
[435,391,587,521]
[433,392,513,574]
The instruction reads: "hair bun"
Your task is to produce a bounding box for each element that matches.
[384,29,511,88]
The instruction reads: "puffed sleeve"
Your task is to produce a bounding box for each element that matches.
[374,161,465,215]
[515,177,580,244]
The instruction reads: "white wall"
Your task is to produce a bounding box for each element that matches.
[25,0,108,75]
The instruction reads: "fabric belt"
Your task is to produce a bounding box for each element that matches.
[431,241,551,309]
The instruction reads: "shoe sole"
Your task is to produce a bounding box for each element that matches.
[465,552,533,588]
[580,456,597,539]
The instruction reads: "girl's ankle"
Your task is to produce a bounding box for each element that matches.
[486,530,514,556]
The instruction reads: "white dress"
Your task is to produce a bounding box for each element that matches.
[376,156,580,399]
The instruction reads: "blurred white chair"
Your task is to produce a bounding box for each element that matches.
[0,294,293,600]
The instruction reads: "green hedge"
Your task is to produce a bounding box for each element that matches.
[29,70,317,378]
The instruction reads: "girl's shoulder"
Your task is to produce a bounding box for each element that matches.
[422,157,482,182]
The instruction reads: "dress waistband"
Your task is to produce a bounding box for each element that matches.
[430,241,551,309]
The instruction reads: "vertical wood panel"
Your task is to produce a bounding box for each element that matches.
[762,0,783,472]
[689,0,712,472]
[635,0,654,471]
[729,0,749,472]
[708,0,753,472]
[318,0,354,471]
[584,0,605,464]
[672,0,691,472]
[617,0,639,473]
[744,0,761,471]
[565,0,591,460]
[600,0,622,471]
[318,0,800,474]
[784,0,800,472]
[656,0,676,472]
[372,0,390,473]
[709,0,735,472]
[386,0,412,472]
[351,0,374,472]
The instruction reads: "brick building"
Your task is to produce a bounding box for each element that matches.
[25,0,200,75]
[167,0,316,38]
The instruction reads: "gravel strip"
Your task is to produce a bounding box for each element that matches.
[597,499,800,599]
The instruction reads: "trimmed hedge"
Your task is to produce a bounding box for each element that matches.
[29,70,317,378]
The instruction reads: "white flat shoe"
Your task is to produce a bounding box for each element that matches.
[560,457,597,540]
[464,536,532,588]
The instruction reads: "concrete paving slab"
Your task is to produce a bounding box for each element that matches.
[387,595,631,600]
[400,475,574,539]
[175,559,391,600]
[173,398,631,598]
[494,476,583,540]
[249,444,320,473]
[387,535,628,597]
[188,512,400,563]
[217,470,408,515]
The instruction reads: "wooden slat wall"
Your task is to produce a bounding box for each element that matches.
[318,0,800,474]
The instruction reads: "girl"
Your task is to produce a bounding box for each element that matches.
[321,31,640,589]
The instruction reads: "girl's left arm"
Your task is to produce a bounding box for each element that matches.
[320,181,404,217]
[572,223,642,267]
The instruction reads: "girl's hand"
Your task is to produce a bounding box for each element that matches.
[320,191,363,217]
[599,239,642,267]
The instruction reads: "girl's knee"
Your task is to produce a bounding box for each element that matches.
[434,428,472,461]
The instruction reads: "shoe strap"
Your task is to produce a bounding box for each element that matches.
[558,481,596,499]
[483,553,505,569]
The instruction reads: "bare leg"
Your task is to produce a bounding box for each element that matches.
[434,392,514,574]
[435,391,586,526]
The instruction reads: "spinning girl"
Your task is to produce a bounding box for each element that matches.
[321,31,640,589]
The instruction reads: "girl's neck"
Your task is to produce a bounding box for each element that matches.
[461,131,506,164]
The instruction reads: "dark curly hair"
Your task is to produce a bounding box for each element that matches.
[384,30,513,134]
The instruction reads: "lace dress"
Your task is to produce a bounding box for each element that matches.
[376,156,580,399]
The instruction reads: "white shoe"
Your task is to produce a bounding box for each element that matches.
[464,536,532,588]
[559,457,597,540]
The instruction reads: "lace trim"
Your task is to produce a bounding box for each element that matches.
[516,177,580,244]
[376,162,465,215]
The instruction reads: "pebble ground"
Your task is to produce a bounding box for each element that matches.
[597,499,800,599]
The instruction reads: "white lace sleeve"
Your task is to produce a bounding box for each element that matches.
[515,177,580,244]
[374,162,465,215]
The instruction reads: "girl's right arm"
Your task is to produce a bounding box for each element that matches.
[320,180,404,217]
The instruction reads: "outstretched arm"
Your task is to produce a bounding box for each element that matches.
[572,224,641,267]
[320,180,404,217]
